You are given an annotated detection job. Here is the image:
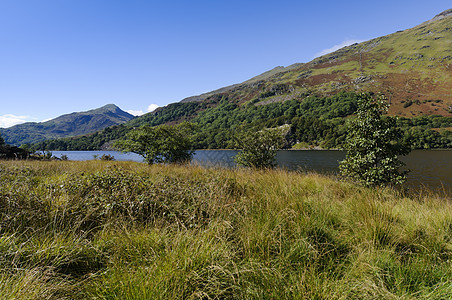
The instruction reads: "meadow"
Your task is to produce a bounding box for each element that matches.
[0,160,450,299]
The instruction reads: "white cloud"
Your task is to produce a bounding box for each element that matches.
[127,110,145,116]
[147,104,159,112]
[126,104,159,116]
[314,39,364,58]
[0,114,32,128]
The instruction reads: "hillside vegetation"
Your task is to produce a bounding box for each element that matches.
[0,160,450,299]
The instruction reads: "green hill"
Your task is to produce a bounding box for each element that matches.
[1,104,134,146]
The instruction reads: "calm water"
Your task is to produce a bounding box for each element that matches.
[50,150,451,195]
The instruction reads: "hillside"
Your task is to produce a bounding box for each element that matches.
[1,104,134,146]
[181,9,452,117]
[33,10,452,151]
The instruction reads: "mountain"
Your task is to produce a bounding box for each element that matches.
[180,9,452,117]
[33,10,452,151]
[1,104,135,146]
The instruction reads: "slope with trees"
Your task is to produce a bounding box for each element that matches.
[32,91,452,151]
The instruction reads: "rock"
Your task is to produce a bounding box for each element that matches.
[353,75,372,84]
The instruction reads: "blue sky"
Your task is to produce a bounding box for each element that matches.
[0,0,450,127]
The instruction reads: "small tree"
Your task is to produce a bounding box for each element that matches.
[339,93,410,187]
[114,122,195,164]
[234,125,288,169]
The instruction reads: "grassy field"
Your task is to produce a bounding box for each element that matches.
[0,160,451,299]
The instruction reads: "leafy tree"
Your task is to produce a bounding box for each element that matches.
[114,122,195,164]
[339,93,410,187]
[0,132,29,159]
[234,125,288,169]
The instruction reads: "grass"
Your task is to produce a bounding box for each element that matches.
[0,160,451,299]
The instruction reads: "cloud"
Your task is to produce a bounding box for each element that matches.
[127,110,145,116]
[314,39,364,58]
[147,104,159,112]
[126,104,160,117]
[0,114,32,128]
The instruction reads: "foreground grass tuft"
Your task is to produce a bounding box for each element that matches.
[0,160,450,299]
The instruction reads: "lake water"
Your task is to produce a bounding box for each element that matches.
[50,150,451,195]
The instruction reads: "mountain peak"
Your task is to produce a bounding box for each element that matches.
[100,104,120,110]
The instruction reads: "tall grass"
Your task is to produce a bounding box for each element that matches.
[0,160,450,299]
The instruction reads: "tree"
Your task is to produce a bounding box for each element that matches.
[234,125,288,169]
[0,131,29,159]
[339,93,410,187]
[114,122,195,164]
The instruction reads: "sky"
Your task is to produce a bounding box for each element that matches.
[0,0,450,127]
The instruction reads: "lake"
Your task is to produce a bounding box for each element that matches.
[50,150,451,195]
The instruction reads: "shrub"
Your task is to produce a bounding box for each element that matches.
[100,154,115,161]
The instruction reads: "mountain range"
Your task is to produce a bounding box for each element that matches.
[1,104,134,146]
[4,10,452,149]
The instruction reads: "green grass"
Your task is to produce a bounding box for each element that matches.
[0,160,451,299]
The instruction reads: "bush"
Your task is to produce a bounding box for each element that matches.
[100,154,115,161]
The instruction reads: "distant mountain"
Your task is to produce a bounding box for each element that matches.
[1,104,134,146]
